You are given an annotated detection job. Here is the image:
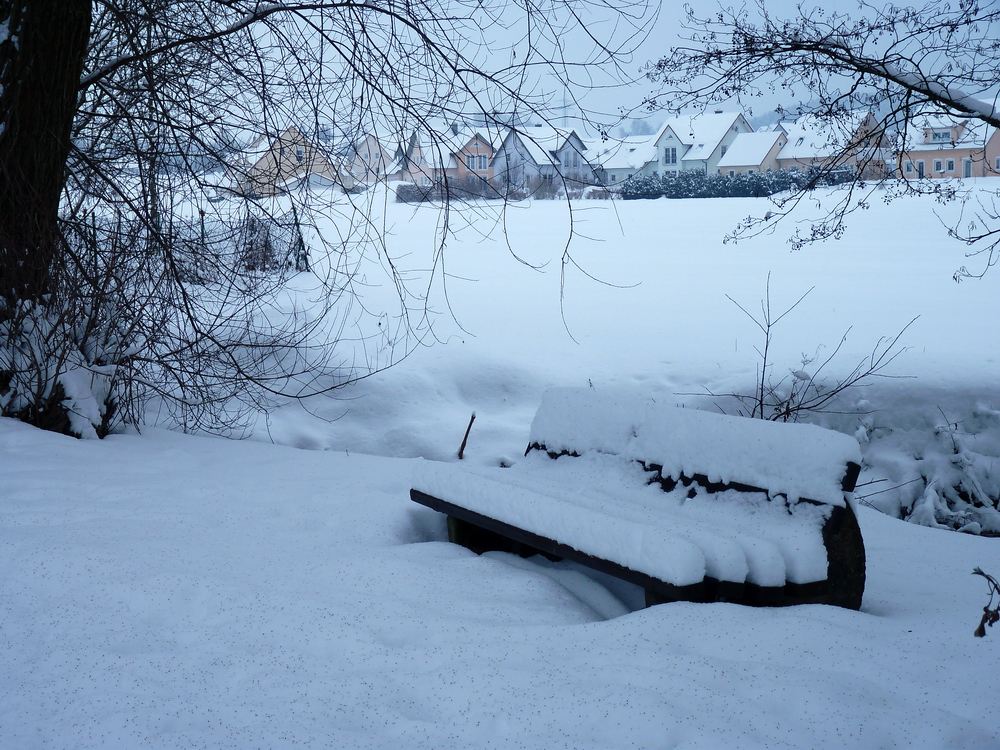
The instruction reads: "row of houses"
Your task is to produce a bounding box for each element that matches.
[596,110,1000,183]
[226,109,1000,198]
[227,121,598,198]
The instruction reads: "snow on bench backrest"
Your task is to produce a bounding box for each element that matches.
[528,388,861,507]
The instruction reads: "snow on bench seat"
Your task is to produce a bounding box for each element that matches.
[410,388,866,610]
[412,453,830,588]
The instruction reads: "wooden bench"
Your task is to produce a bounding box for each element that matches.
[411,389,866,610]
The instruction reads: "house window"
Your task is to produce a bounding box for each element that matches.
[664,147,677,165]
[478,154,488,170]
[466,154,476,170]
[932,130,951,142]
[728,170,735,177]
[963,158,973,178]
[747,169,754,174]
[611,174,617,182]
[295,145,304,163]
[795,137,805,147]
[934,159,943,173]
[720,145,727,157]
[947,159,955,172]
[916,160,925,178]
[904,160,914,174]
[995,156,1000,171]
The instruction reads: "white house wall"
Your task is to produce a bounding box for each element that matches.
[494,133,544,187]
[653,128,684,176]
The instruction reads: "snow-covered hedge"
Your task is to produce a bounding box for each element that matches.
[619,168,853,200]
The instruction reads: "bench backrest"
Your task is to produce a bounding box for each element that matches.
[526,388,861,506]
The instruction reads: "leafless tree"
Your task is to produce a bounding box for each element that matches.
[645,0,1000,275]
[0,0,653,436]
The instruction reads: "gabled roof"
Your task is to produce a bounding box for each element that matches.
[241,126,337,170]
[244,125,309,158]
[500,125,586,167]
[717,131,786,168]
[653,110,749,163]
[403,122,500,170]
[903,114,993,152]
[590,136,658,171]
[777,111,872,161]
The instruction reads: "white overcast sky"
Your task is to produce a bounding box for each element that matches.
[544,0,859,132]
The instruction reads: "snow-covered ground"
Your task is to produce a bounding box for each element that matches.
[3,181,1000,747]
[2,418,999,748]
[262,181,1000,531]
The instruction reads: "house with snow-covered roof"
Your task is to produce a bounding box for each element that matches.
[893,114,1000,179]
[717,130,788,176]
[343,132,396,186]
[589,136,659,185]
[232,126,355,197]
[492,125,600,193]
[651,110,753,176]
[392,122,503,191]
[776,111,885,178]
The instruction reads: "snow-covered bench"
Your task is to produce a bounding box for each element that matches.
[411,389,866,610]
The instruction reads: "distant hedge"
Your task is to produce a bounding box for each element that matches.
[395,178,501,203]
[619,167,853,200]
[395,183,442,203]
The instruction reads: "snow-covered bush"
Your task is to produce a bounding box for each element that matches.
[0,203,396,437]
[703,280,1000,533]
[395,183,440,203]
[854,400,1000,534]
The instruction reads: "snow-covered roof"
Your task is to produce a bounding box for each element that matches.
[504,125,583,167]
[777,111,870,161]
[903,115,994,152]
[717,131,785,168]
[406,124,498,169]
[756,122,790,134]
[652,111,748,164]
[590,136,658,171]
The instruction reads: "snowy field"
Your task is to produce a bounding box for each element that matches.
[3,181,1000,747]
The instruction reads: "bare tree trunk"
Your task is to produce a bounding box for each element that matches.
[0,0,92,308]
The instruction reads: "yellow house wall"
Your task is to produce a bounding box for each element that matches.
[245,129,352,196]
[449,137,494,181]
[897,146,989,179]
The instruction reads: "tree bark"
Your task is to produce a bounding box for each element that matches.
[0,0,92,309]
